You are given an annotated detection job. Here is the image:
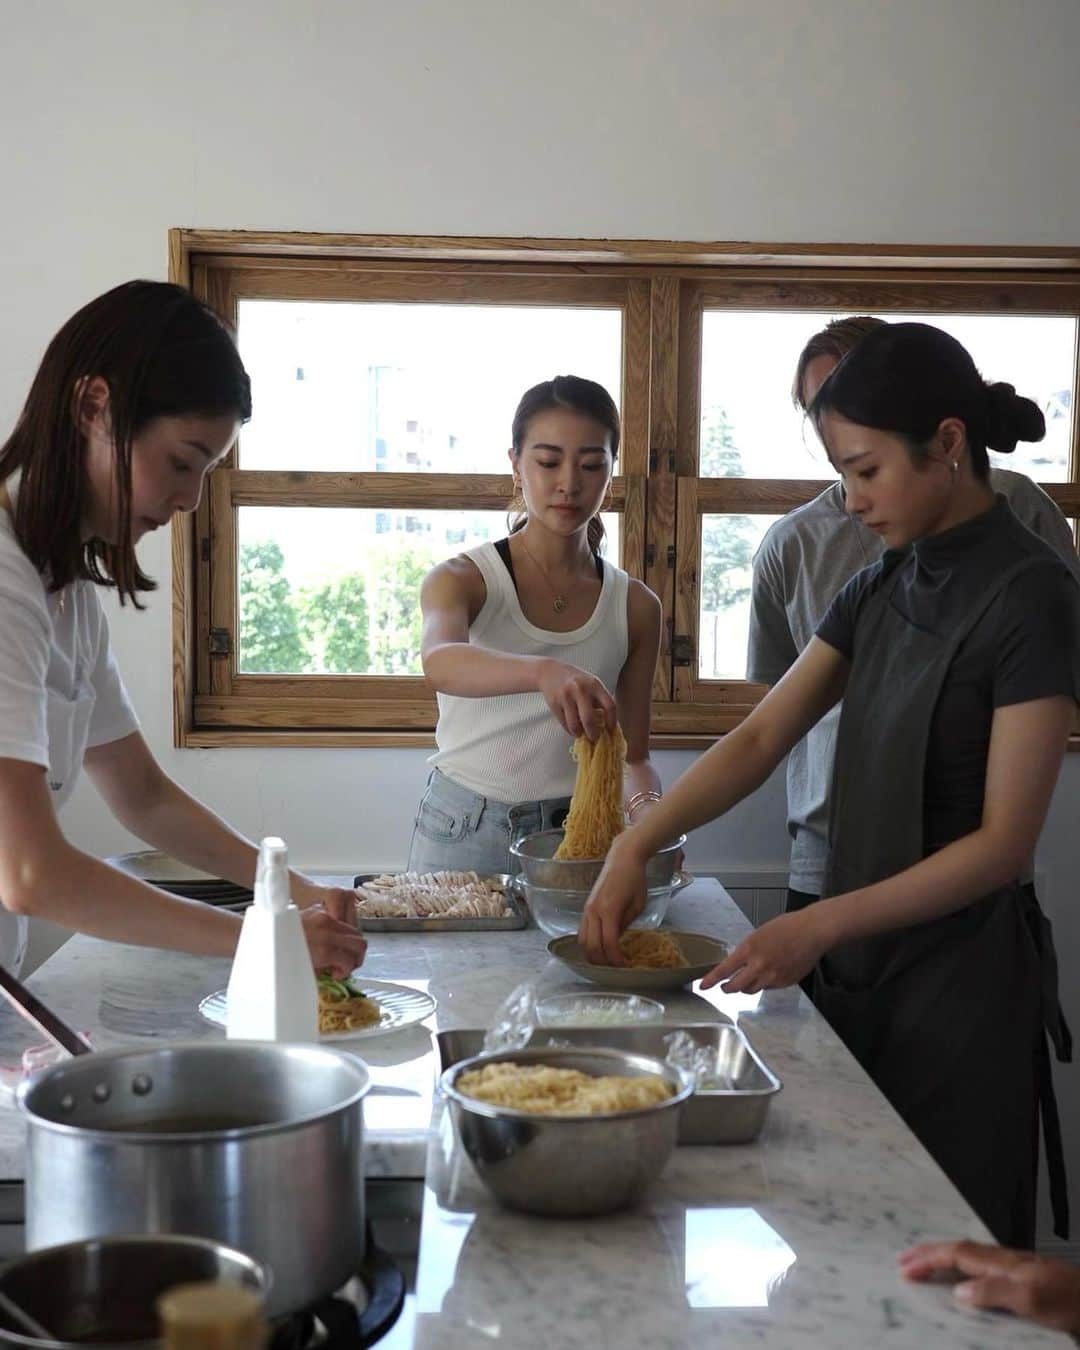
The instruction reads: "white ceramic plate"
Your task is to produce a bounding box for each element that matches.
[198,978,437,1041]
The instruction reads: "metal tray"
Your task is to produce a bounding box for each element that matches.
[435,1022,781,1144]
[352,874,530,932]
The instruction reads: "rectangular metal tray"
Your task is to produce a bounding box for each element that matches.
[352,873,530,932]
[435,1022,781,1144]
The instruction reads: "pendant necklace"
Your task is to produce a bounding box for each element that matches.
[517,536,570,613]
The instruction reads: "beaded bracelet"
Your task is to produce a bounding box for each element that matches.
[626,789,662,819]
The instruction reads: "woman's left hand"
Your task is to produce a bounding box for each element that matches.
[293,878,358,926]
[700,907,832,993]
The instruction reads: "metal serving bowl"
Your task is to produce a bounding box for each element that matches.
[440,1045,692,1217]
[0,1235,268,1350]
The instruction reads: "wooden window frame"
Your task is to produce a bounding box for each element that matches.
[170,231,1080,749]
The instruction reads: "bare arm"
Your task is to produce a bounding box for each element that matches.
[420,557,616,738]
[84,732,360,922]
[708,694,1073,992]
[580,637,850,962]
[616,580,663,807]
[0,757,366,974]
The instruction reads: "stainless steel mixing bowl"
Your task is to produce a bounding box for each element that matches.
[440,1045,692,1217]
[0,1235,268,1350]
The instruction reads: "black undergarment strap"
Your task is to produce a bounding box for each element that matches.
[494,537,603,594]
[493,537,516,589]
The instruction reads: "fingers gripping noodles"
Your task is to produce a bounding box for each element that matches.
[554,725,627,860]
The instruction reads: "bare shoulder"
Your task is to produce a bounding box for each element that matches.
[626,577,662,639]
[421,553,487,613]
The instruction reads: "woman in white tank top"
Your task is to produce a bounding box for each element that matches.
[410,376,665,876]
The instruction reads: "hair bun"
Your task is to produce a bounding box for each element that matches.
[985,381,1045,453]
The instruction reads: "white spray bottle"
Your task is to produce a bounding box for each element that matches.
[226,836,319,1041]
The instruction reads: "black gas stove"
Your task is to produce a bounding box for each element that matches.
[0,1180,415,1349]
[269,1234,405,1349]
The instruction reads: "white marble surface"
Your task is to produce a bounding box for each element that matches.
[0,882,1068,1346]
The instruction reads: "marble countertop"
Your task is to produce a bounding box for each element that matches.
[0,881,1066,1347]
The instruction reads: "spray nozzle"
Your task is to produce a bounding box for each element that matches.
[254,837,291,915]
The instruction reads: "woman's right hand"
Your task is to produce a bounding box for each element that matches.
[300,906,368,979]
[578,834,649,965]
[536,659,616,740]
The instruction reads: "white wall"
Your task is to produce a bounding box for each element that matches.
[5,0,1080,1246]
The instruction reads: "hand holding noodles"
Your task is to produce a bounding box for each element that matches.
[554,725,627,860]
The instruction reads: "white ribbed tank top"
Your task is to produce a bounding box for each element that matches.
[430,542,630,802]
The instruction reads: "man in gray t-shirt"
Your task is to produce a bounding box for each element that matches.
[748,468,1077,903]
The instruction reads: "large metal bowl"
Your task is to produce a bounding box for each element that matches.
[510,829,686,892]
[0,1235,268,1350]
[440,1045,692,1216]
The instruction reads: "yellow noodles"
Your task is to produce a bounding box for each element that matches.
[318,985,382,1034]
[617,930,686,969]
[554,725,627,860]
[456,1061,672,1115]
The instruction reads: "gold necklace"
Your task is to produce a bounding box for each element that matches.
[516,536,571,613]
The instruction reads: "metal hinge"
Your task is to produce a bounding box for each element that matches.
[200,536,211,563]
[666,545,676,569]
[645,543,655,568]
[648,448,676,473]
[671,634,694,667]
[209,628,232,658]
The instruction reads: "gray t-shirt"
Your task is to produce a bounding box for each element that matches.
[747,467,1078,895]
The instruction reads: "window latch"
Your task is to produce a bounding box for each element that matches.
[671,634,694,667]
[209,628,232,658]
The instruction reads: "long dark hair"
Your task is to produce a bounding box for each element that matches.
[509,375,620,554]
[0,280,251,605]
[810,322,1045,479]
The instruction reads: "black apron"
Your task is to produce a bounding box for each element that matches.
[813,552,1071,1246]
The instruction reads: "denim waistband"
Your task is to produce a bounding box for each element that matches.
[426,768,571,830]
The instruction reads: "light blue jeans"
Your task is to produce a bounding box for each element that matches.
[407,769,572,877]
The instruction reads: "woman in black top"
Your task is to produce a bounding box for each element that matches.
[581,323,1078,1247]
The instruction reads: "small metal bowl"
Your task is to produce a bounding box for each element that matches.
[0,1235,268,1349]
[440,1045,692,1217]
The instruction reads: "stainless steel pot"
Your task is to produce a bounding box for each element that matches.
[17,1041,370,1318]
[0,1235,268,1350]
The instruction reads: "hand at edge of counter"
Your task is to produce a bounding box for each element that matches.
[899,1240,1080,1336]
[578,833,650,966]
[300,906,367,979]
[699,906,832,993]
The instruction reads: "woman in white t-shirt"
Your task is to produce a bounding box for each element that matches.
[0,281,365,975]
[410,375,664,876]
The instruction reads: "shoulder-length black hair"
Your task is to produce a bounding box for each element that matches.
[0,280,251,605]
[509,374,620,553]
[809,322,1044,479]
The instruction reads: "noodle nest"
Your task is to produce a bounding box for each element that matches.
[554,725,627,860]
[616,930,686,969]
[456,1061,673,1116]
[317,976,382,1034]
